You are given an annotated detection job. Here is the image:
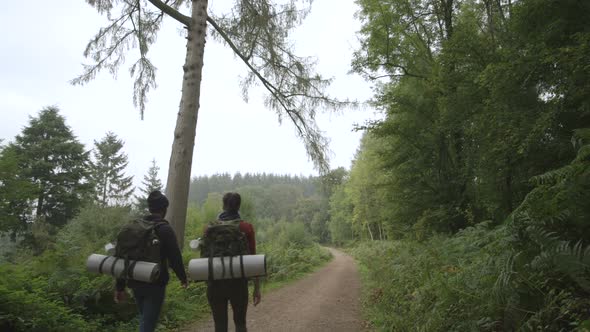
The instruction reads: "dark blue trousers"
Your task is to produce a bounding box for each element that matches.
[132,285,166,332]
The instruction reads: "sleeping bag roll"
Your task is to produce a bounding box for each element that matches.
[86,254,160,283]
[188,254,266,281]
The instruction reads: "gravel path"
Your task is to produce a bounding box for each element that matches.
[181,247,363,332]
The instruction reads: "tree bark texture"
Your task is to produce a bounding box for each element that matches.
[165,0,208,248]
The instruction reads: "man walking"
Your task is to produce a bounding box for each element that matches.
[114,190,188,332]
[203,192,261,332]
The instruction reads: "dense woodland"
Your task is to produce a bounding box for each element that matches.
[338,0,590,330]
[1,0,590,331]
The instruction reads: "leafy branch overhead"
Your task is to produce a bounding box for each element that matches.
[72,0,353,173]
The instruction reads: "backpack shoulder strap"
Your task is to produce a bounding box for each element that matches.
[150,221,169,239]
[153,221,168,228]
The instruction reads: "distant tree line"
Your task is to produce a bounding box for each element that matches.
[188,167,348,243]
[189,173,317,207]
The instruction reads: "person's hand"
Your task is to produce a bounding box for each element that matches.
[114,290,127,304]
[253,288,261,306]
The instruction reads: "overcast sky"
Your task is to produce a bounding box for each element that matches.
[0,0,378,189]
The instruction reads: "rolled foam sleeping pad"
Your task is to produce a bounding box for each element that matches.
[86,254,160,283]
[188,254,266,281]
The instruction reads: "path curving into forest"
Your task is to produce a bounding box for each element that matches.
[182,247,364,332]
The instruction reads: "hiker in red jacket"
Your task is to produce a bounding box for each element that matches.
[203,192,261,332]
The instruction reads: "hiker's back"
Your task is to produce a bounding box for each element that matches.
[201,219,249,258]
[115,218,164,264]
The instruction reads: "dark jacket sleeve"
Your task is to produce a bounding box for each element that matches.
[158,224,188,283]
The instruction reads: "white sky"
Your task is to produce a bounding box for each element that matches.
[0,0,378,189]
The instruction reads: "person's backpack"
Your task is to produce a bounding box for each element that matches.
[115,219,165,279]
[201,219,249,258]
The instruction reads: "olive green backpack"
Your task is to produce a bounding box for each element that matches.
[115,219,165,279]
[200,219,249,258]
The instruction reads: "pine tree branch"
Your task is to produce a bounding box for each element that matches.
[146,0,191,26]
[206,16,277,96]
[206,16,304,132]
[208,11,355,173]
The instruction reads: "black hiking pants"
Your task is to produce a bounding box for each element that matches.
[207,279,249,332]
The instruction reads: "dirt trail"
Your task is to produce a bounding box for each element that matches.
[182,247,363,332]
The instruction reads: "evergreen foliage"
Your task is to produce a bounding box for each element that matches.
[0,107,332,331]
[338,0,590,329]
[90,132,134,207]
[10,107,91,228]
[2,0,590,330]
[0,144,36,237]
[134,158,164,213]
[0,200,331,331]
[345,0,590,239]
[188,172,340,243]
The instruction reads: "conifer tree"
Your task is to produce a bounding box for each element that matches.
[12,107,90,227]
[0,144,36,236]
[90,132,134,207]
[75,0,349,246]
[134,158,163,212]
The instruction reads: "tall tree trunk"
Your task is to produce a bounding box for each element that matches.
[36,191,44,220]
[165,0,208,248]
[366,222,374,241]
[505,172,513,212]
[484,0,496,42]
[102,176,108,207]
[504,157,513,215]
[443,0,454,39]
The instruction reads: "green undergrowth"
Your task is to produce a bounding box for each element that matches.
[350,223,590,331]
[0,204,332,332]
[349,132,590,331]
[350,227,507,332]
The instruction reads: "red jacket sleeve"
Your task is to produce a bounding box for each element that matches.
[239,221,256,255]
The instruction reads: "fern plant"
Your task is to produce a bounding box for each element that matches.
[499,129,590,330]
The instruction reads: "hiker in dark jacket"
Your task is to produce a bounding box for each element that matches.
[114,190,188,332]
[204,192,261,332]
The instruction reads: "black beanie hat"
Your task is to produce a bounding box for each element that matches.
[147,190,169,212]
